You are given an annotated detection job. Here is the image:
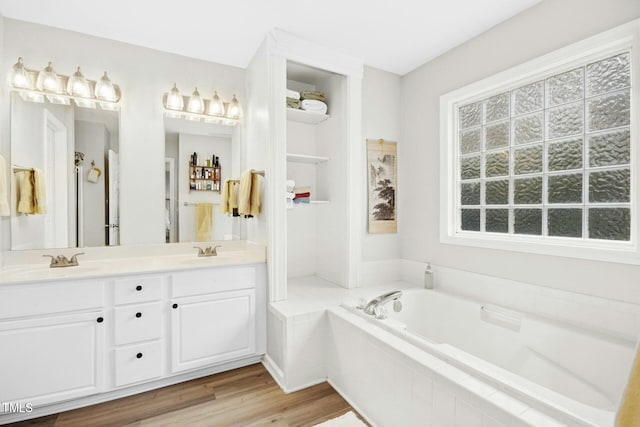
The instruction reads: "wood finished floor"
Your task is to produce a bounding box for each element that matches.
[7,364,368,427]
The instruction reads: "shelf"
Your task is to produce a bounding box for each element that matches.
[286,153,329,164]
[286,108,330,124]
[291,200,329,206]
[190,165,220,169]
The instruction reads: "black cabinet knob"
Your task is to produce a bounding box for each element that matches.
[136,353,143,359]
[135,285,143,291]
[172,303,178,309]
[96,317,104,323]
[135,312,142,318]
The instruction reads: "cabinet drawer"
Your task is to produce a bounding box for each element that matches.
[114,341,162,387]
[114,302,163,345]
[0,281,104,320]
[114,276,162,305]
[171,266,255,298]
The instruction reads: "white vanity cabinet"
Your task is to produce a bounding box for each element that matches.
[169,266,262,373]
[0,259,266,424]
[0,280,106,407]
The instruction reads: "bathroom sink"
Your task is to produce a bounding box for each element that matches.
[178,256,234,266]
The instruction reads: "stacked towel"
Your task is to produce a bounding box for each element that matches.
[0,155,9,216]
[17,168,45,215]
[293,186,311,204]
[238,169,262,217]
[301,99,328,115]
[195,203,213,242]
[301,90,326,102]
[286,89,301,109]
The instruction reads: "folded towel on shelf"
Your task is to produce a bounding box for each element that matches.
[286,89,300,100]
[0,155,9,216]
[617,340,640,426]
[293,196,310,204]
[238,169,262,217]
[293,186,311,194]
[301,99,328,115]
[195,203,213,242]
[286,192,296,199]
[286,98,301,109]
[294,192,310,198]
[301,90,326,102]
[17,168,45,215]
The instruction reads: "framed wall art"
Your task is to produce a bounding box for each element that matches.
[367,139,397,234]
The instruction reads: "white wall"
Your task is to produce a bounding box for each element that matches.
[361,66,402,262]
[75,120,107,247]
[0,17,245,250]
[177,133,234,242]
[400,0,640,304]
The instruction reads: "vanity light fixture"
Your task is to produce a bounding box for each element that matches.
[226,94,243,120]
[6,57,121,111]
[7,57,31,89]
[187,87,205,115]
[162,84,242,126]
[207,91,224,116]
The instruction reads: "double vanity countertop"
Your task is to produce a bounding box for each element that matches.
[0,241,266,285]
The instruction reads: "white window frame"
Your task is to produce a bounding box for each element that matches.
[439,19,640,265]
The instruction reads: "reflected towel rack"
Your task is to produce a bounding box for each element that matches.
[229,170,265,183]
[12,165,32,173]
[184,202,220,207]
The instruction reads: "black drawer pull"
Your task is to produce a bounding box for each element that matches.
[136,353,143,359]
[135,312,142,318]
[135,285,143,291]
[96,317,104,323]
[172,303,178,309]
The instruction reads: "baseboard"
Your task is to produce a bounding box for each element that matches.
[261,355,327,394]
[327,378,377,427]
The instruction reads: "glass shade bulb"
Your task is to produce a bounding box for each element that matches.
[166,83,184,110]
[36,62,60,92]
[95,71,116,101]
[226,94,242,119]
[66,66,91,98]
[187,87,205,114]
[8,57,31,89]
[207,91,224,116]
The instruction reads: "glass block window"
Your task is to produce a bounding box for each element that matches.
[457,51,631,242]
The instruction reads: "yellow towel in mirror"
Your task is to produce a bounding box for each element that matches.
[221,179,232,214]
[0,155,9,216]
[617,341,640,426]
[195,203,213,242]
[17,168,45,215]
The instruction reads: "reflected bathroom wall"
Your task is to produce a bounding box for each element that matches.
[164,117,242,243]
[10,93,119,250]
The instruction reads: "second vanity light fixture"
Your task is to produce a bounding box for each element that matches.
[163,83,242,126]
[7,57,121,110]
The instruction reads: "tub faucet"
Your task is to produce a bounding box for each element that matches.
[363,290,403,319]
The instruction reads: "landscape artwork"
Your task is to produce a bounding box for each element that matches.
[367,139,397,234]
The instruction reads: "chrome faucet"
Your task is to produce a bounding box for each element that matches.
[362,290,403,319]
[194,245,221,257]
[43,253,84,268]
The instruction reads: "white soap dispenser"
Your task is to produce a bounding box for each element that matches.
[424,262,434,289]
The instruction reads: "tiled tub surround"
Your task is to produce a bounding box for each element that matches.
[269,267,640,427]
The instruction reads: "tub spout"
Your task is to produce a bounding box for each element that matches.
[363,290,403,318]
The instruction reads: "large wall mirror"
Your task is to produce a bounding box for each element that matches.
[164,117,242,243]
[10,93,120,250]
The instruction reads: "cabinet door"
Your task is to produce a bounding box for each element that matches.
[171,289,255,373]
[0,311,105,407]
